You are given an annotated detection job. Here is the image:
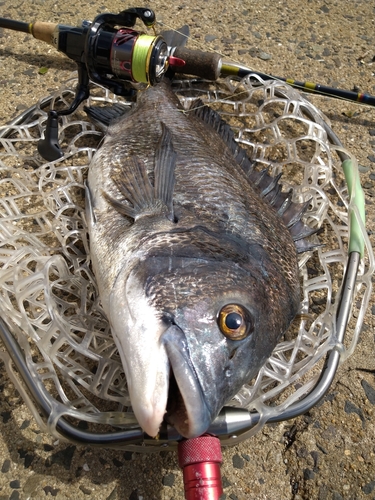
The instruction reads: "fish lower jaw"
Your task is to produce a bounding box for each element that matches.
[163,366,212,439]
[132,370,208,439]
[161,325,213,438]
[164,370,190,437]
[131,373,201,439]
[123,325,213,439]
[165,397,212,439]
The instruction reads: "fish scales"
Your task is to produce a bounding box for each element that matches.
[86,80,301,438]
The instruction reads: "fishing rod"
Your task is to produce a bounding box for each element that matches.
[220,62,375,106]
[1,7,375,162]
[3,12,375,108]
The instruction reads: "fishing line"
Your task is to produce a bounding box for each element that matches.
[132,34,157,83]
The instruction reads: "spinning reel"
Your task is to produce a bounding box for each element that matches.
[33,7,185,160]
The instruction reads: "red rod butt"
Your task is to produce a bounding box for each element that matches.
[178,435,223,500]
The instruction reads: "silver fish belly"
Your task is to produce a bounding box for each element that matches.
[86,80,300,438]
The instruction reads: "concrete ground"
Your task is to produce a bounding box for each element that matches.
[0,1,374,499]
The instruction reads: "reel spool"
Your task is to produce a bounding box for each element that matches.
[107,29,168,84]
[84,8,173,88]
[0,73,373,451]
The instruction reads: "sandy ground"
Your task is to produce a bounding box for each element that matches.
[0,1,374,499]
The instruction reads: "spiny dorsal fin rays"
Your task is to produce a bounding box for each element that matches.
[104,122,176,222]
[281,199,312,229]
[189,99,241,160]
[190,99,319,253]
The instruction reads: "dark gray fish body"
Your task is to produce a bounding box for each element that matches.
[86,80,301,438]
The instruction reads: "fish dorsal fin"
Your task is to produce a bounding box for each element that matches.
[190,99,263,180]
[190,99,243,161]
[190,99,319,252]
[105,122,176,222]
[254,173,319,251]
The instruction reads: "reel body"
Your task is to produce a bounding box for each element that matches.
[34,7,183,160]
[85,8,170,92]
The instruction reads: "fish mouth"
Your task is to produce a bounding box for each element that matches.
[165,370,188,431]
[162,324,212,438]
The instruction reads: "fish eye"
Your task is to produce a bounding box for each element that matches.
[217,304,253,340]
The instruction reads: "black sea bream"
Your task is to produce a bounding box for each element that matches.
[86,80,310,438]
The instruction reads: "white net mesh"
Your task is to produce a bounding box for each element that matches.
[0,75,373,445]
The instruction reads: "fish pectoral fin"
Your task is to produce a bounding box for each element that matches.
[106,155,154,220]
[84,103,131,132]
[153,123,177,222]
[105,124,177,222]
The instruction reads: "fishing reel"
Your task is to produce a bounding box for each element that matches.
[84,8,186,90]
[35,7,185,161]
[1,5,222,160]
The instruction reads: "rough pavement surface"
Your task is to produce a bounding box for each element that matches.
[0,1,374,499]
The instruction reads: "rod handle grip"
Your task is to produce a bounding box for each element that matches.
[173,47,221,80]
[31,21,58,45]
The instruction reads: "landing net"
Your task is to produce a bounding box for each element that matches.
[0,75,373,444]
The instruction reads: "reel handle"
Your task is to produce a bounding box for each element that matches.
[37,63,91,161]
[37,111,63,162]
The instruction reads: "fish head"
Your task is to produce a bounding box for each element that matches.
[109,240,299,439]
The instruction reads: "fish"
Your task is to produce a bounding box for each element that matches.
[85,79,314,439]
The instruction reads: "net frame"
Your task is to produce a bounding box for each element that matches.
[0,74,373,449]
